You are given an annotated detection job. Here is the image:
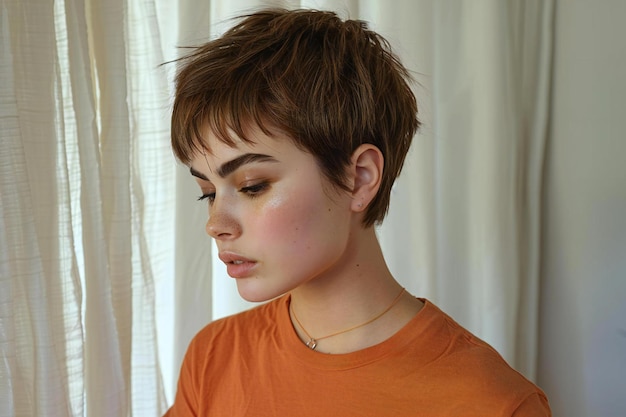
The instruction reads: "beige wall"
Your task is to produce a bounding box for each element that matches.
[538,1,626,416]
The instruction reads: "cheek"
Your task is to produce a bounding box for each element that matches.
[253,188,339,251]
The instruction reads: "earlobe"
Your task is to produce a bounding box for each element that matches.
[350,144,384,212]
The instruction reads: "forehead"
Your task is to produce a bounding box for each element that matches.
[189,123,318,175]
[196,123,293,157]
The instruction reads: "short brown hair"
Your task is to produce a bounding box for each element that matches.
[171,8,420,226]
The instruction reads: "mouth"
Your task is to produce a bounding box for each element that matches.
[219,252,257,278]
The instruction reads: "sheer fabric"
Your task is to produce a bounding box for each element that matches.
[1,0,171,415]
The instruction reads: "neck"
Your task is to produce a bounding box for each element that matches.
[288,227,422,353]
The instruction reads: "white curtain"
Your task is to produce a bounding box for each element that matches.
[375,0,555,379]
[1,0,172,415]
[1,0,555,416]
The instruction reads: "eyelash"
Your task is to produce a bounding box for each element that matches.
[197,182,269,204]
[197,193,215,204]
[241,182,268,197]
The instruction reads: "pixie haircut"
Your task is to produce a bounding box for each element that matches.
[171,8,420,226]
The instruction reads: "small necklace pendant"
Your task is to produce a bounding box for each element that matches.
[306,338,317,350]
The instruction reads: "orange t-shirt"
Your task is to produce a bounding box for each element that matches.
[165,296,550,416]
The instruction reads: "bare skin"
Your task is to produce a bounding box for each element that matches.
[289,226,423,354]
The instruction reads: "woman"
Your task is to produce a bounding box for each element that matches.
[165,8,551,416]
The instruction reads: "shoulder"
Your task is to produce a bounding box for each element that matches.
[186,296,284,355]
[418,301,551,415]
[421,301,528,376]
[176,296,285,389]
[167,297,287,415]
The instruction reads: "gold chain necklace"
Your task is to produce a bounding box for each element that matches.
[290,288,406,350]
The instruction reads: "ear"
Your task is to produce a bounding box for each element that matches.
[349,144,384,212]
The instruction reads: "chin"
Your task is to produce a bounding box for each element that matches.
[236,280,286,303]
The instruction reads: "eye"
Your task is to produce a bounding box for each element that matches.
[240,182,269,197]
[197,193,215,205]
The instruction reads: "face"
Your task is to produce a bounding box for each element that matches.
[189,126,356,302]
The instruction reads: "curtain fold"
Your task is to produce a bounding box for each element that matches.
[508,0,555,379]
[84,1,133,415]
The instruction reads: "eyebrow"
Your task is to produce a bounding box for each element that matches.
[190,153,278,180]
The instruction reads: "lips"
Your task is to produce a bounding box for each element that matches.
[218,251,257,278]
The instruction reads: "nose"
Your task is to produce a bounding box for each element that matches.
[205,201,242,240]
